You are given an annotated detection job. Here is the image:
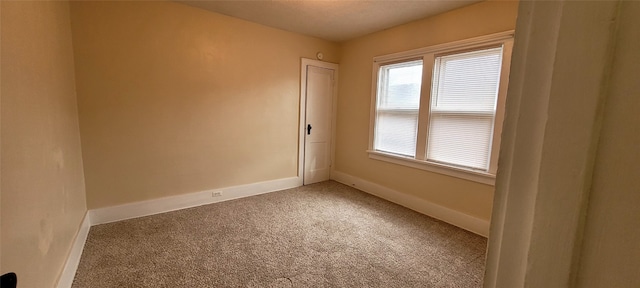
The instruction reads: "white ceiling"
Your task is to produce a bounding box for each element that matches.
[177,0,482,42]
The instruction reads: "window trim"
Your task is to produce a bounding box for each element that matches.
[367,150,496,185]
[368,31,514,186]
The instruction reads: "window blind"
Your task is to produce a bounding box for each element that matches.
[374,60,423,157]
[427,47,503,171]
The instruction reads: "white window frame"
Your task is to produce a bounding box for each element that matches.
[368,31,514,186]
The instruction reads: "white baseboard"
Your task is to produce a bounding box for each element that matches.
[56,212,91,288]
[56,177,300,287]
[56,174,486,286]
[90,176,301,225]
[330,170,490,237]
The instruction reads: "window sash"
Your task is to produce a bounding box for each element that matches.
[426,113,496,171]
[374,110,419,157]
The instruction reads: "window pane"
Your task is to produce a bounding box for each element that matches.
[375,111,419,157]
[379,60,423,110]
[431,47,503,112]
[374,60,423,157]
[427,47,503,171]
[427,114,493,170]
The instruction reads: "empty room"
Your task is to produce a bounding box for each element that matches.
[2,0,639,287]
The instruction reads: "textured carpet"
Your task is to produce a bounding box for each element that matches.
[72,181,487,287]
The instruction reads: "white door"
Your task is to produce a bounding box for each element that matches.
[303,64,335,185]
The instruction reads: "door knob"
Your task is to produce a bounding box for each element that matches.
[307,124,312,135]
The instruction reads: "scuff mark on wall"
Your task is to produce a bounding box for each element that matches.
[38,218,54,256]
[53,148,65,170]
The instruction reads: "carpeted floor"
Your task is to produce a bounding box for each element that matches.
[72,181,487,287]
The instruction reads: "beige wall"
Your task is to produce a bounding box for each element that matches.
[1,1,87,287]
[69,1,339,209]
[334,0,518,221]
[577,1,640,286]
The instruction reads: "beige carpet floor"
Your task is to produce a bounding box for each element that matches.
[72,181,487,287]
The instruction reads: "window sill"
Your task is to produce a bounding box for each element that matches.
[367,150,496,186]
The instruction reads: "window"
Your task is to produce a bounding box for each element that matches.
[374,60,423,157]
[368,32,513,185]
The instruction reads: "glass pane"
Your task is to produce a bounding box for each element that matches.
[427,114,493,170]
[431,47,503,112]
[375,111,419,157]
[379,60,423,110]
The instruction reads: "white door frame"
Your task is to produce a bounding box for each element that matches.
[484,1,621,287]
[298,58,339,185]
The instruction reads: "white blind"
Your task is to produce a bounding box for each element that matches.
[374,60,423,157]
[427,47,503,171]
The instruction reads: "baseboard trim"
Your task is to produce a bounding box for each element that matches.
[90,177,301,225]
[330,170,490,237]
[56,174,486,286]
[56,211,91,288]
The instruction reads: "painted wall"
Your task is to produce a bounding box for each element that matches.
[577,1,640,286]
[69,1,339,209]
[1,1,87,287]
[334,0,518,221]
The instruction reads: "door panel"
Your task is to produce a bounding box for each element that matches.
[304,66,334,185]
